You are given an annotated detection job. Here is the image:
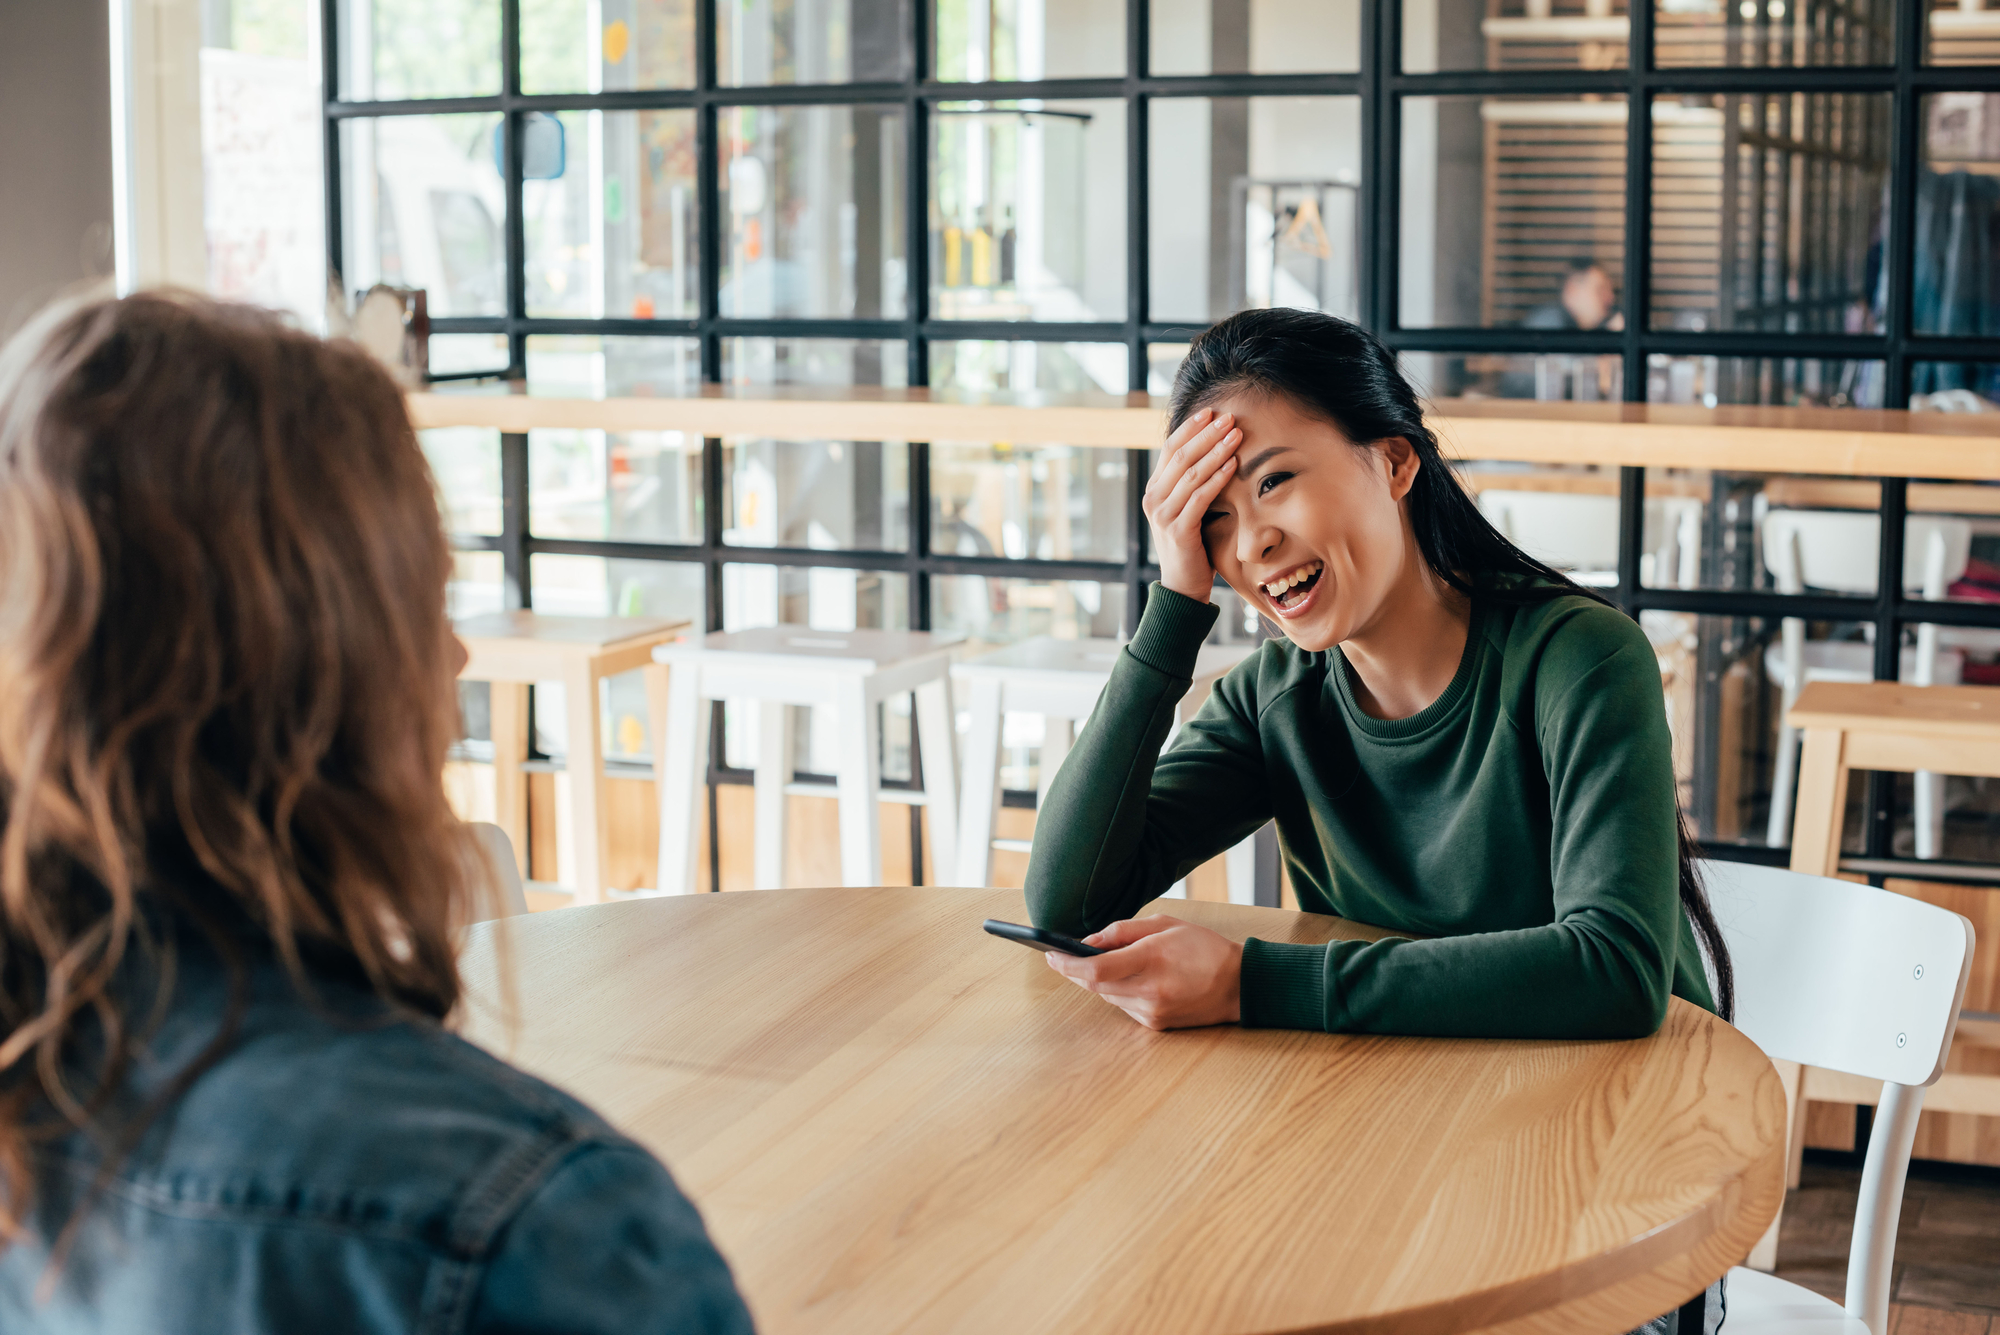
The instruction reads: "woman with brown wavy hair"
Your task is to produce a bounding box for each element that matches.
[0,292,753,1334]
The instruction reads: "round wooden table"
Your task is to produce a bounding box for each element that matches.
[458,888,1786,1335]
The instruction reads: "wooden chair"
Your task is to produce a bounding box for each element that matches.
[1700,859,1974,1334]
[456,611,691,903]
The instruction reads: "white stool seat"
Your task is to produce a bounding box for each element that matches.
[951,635,1259,894]
[654,627,963,892]
[1721,1267,1869,1335]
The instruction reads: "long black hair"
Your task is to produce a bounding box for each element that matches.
[1169,307,1733,1021]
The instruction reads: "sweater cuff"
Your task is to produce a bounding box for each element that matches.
[1239,939,1329,1031]
[1127,583,1221,678]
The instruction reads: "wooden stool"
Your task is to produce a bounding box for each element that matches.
[653,628,962,893]
[1755,677,2000,1267]
[456,611,691,903]
[951,636,1258,892]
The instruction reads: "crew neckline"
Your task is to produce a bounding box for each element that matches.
[1330,597,1487,742]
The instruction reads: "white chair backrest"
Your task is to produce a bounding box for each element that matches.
[466,821,530,922]
[1762,510,1973,599]
[1479,491,1620,571]
[1699,859,1973,1085]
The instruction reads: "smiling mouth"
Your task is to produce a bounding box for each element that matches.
[1262,560,1323,612]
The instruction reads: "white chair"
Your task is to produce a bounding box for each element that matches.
[1762,511,1973,857]
[951,636,1258,894]
[1478,489,1703,589]
[1700,859,1975,1335]
[654,627,962,892]
[465,821,529,923]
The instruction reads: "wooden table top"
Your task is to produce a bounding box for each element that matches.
[457,889,1785,1335]
[1790,678,2000,738]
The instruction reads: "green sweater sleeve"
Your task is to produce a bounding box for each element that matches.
[1240,624,1687,1039]
[1023,585,1271,937]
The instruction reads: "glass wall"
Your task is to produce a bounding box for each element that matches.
[325,0,2000,870]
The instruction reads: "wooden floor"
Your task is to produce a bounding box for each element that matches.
[1778,1157,2000,1330]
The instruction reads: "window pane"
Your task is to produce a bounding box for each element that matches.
[718,104,907,318]
[1400,96,1627,329]
[520,0,696,93]
[930,339,1129,394]
[718,340,910,552]
[932,577,1128,649]
[525,333,702,394]
[449,550,506,619]
[1929,0,2000,64]
[932,0,1124,78]
[1918,95,2000,336]
[428,332,510,377]
[720,564,910,631]
[1666,613,1789,851]
[1635,468,1881,592]
[1152,0,1360,73]
[525,555,705,765]
[524,109,698,320]
[1460,464,1626,584]
[425,428,502,535]
[339,114,506,316]
[1650,92,1889,333]
[529,429,701,543]
[720,0,909,83]
[1149,97,1361,324]
[336,0,499,100]
[1403,0,1628,73]
[1899,484,2000,608]
[932,443,1128,562]
[1657,0,1896,67]
[1912,360,2000,409]
[1402,351,1624,401]
[932,101,1127,322]
[1646,355,1884,407]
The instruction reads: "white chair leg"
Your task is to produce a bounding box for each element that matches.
[656,667,710,895]
[1767,722,1799,849]
[834,681,883,888]
[1914,770,1945,861]
[914,677,959,885]
[753,700,794,890]
[1037,715,1073,811]
[1847,1082,1926,1335]
[1224,834,1257,906]
[954,677,1004,888]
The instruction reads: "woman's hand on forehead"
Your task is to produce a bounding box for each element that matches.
[1143,408,1243,604]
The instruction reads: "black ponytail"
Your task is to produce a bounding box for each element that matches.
[1169,308,1733,1022]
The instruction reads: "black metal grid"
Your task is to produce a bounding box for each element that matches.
[322,0,2000,878]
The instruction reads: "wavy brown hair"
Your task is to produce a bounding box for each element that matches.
[0,291,473,1245]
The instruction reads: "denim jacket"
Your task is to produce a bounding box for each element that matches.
[0,921,756,1335]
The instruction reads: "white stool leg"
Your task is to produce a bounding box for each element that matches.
[753,700,794,890]
[954,677,1004,888]
[835,680,883,887]
[1037,716,1074,812]
[914,676,959,885]
[1767,722,1799,849]
[656,666,709,895]
[1224,834,1257,906]
[1915,770,1945,860]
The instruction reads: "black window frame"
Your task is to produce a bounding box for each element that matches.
[322,0,2000,881]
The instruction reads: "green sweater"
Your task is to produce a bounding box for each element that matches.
[1024,583,1716,1038]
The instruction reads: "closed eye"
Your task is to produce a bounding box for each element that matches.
[1257,471,1295,497]
[1201,508,1228,527]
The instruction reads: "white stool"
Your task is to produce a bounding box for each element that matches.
[655,628,962,892]
[952,636,1259,894]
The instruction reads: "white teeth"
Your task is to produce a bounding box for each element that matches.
[1264,562,1322,599]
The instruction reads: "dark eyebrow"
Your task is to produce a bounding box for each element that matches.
[1239,445,1296,475]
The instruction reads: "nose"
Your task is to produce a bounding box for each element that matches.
[1234,515,1280,568]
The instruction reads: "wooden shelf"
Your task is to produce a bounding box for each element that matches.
[410,382,2000,480]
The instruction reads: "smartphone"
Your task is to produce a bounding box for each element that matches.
[982,918,1105,957]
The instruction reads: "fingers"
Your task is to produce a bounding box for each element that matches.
[1083,915,1183,949]
[1155,424,1242,524]
[1044,941,1153,987]
[1143,410,1236,513]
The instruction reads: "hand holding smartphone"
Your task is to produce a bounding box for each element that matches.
[982,919,1105,957]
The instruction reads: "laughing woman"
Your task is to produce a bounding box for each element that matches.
[1026,307,1732,1045]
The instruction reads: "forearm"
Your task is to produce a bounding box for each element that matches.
[1241,914,1672,1039]
[1024,587,1225,936]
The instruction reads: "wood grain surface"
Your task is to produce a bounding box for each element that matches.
[457,888,1787,1335]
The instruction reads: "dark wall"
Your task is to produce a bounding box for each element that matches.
[0,0,116,336]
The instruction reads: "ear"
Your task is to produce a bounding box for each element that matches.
[1377,436,1421,502]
